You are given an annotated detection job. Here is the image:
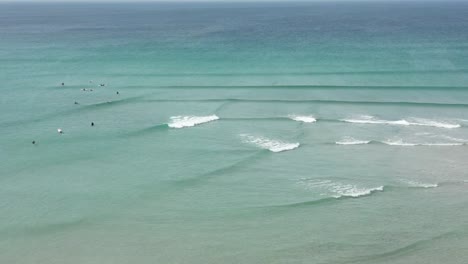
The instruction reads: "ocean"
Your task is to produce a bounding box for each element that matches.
[1,1,468,263]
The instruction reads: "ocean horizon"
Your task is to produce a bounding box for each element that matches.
[1,1,468,263]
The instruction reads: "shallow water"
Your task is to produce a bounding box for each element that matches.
[1,2,468,263]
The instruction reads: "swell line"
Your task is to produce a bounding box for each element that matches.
[125,123,169,137]
[84,96,144,109]
[173,150,267,188]
[264,187,390,211]
[260,183,459,211]
[0,218,90,238]
[343,231,459,264]
[141,98,468,108]
[140,85,468,91]
[222,117,291,122]
[0,96,145,128]
[28,69,468,78]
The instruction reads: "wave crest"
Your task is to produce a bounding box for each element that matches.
[332,185,384,198]
[341,115,460,129]
[168,115,219,128]
[335,137,371,145]
[240,134,300,153]
[404,180,439,188]
[382,139,464,146]
[300,179,384,198]
[288,115,317,123]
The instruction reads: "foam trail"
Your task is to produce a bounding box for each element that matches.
[331,184,384,198]
[240,134,300,153]
[420,143,464,146]
[382,140,418,146]
[336,137,370,145]
[382,139,464,146]
[404,180,439,188]
[168,115,219,128]
[411,118,461,129]
[288,115,317,123]
[300,179,384,198]
[439,135,468,143]
[341,115,460,129]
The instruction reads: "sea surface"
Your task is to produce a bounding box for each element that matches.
[1,2,468,263]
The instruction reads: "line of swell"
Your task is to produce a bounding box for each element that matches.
[0,218,90,238]
[0,96,145,128]
[40,69,468,78]
[262,181,467,211]
[84,96,145,109]
[125,123,169,137]
[199,117,466,130]
[173,151,267,188]
[269,186,389,210]
[335,141,466,146]
[222,117,291,122]
[343,231,459,264]
[141,85,468,90]
[141,98,468,108]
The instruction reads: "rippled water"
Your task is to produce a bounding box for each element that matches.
[1,2,468,263]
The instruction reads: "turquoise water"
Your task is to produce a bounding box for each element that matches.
[1,2,468,263]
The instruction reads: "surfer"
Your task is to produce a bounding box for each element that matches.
[91,122,94,127]
[116,91,119,95]
[61,82,65,86]
[32,140,36,145]
[57,128,63,134]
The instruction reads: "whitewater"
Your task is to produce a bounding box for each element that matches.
[2,2,468,264]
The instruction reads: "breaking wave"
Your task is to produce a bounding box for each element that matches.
[439,135,468,143]
[300,179,384,198]
[335,137,371,145]
[404,180,439,188]
[334,136,465,146]
[168,115,219,128]
[288,115,317,123]
[382,139,464,146]
[340,115,460,129]
[331,184,384,198]
[240,134,300,153]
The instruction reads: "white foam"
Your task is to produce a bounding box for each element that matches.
[168,115,219,128]
[331,184,384,198]
[300,179,384,198]
[382,139,463,146]
[457,119,468,124]
[415,132,432,136]
[439,135,468,143]
[288,115,317,123]
[404,180,438,188]
[410,118,461,129]
[341,115,460,129]
[335,137,370,145]
[382,139,417,146]
[240,134,300,153]
[420,142,464,146]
